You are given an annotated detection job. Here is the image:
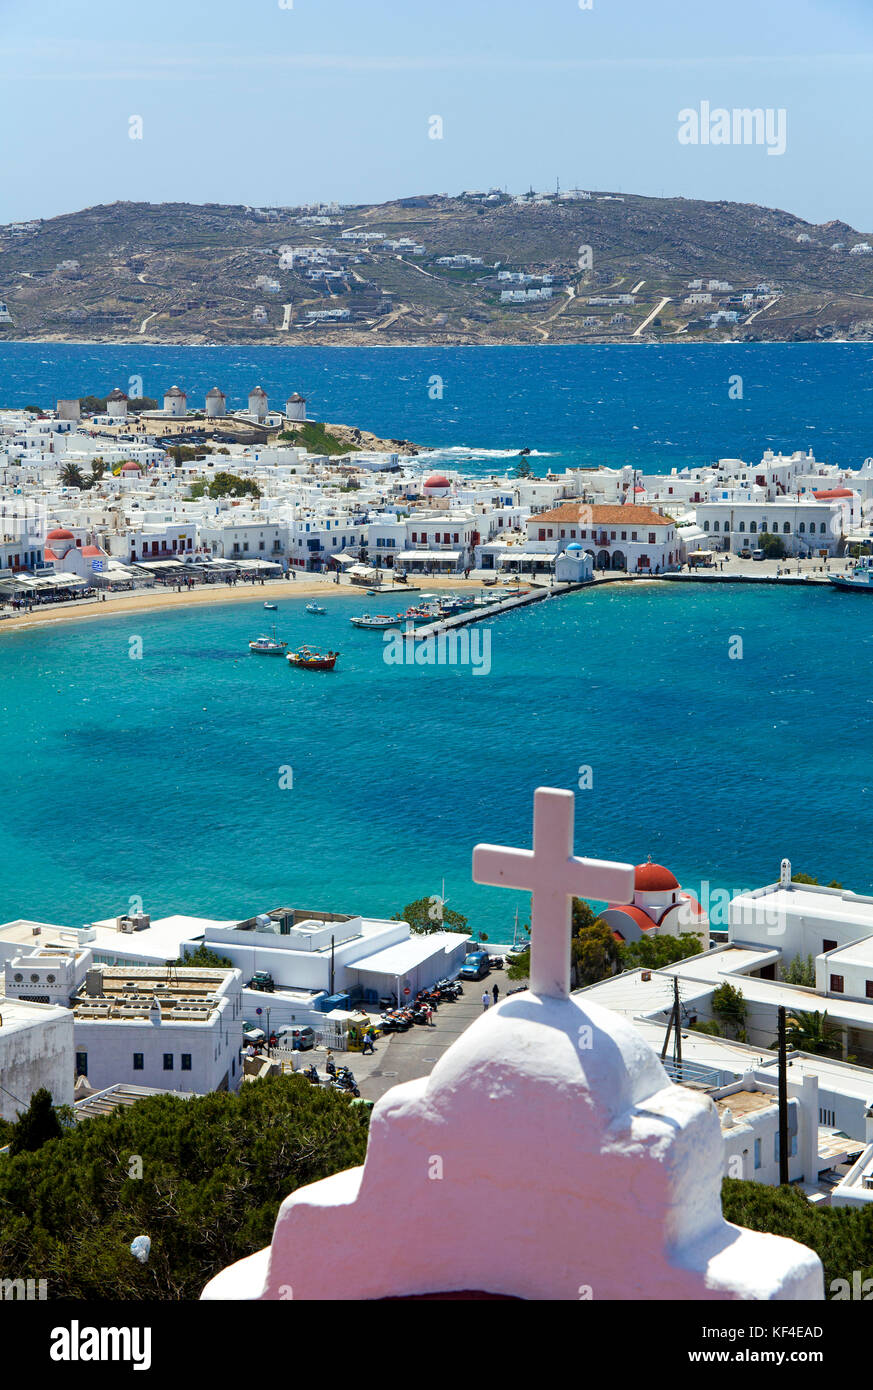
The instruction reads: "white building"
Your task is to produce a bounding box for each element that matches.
[163,386,187,418]
[205,387,227,419]
[0,995,74,1121]
[526,503,679,573]
[106,388,129,419]
[71,963,244,1095]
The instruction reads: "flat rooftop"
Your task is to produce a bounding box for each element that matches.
[0,994,69,1031]
[732,883,873,933]
[714,1089,777,1121]
[73,965,234,1023]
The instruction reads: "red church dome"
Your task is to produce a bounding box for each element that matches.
[47,528,74,540]
[634,862,679,892]
[424,473,450,489]
[120,461,142,471]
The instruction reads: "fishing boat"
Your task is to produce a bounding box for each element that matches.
[287,646,338,671]
[350,613,400,629]
[249,633,288,655]
[264,601,278,610]
[829,557,873,592]
[305,602,327,614]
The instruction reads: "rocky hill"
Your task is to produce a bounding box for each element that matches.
[2,190,873,345]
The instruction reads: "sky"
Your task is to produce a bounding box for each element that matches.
[1,0,873,227]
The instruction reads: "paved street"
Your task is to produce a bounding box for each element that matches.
[349,969,513,1103]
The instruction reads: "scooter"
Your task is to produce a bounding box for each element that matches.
[304,1064,320,1084]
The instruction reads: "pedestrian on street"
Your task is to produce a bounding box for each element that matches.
[492,982,499,1005]
[426,1004,434,1026]
[482,991,489,1011]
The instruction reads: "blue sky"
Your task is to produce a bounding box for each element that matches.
[1,0,872,226]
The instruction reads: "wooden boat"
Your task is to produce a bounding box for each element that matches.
[305,602,327,614]
[264,601,278,610]
[287,647,338,671]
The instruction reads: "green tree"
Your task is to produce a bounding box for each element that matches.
[721,1178,873,1294]
[573,920,621,986]
[784,1009,841,1058]
[79,395,107,414]
[60,463,86,489]
[792,872,843,889]
[759,531,787,559]
[393,896,468,935]
[781,953,816,986]
[712,983,747,1040]
[0,1076,369,1299]
[619,932,704,971]
[9,1088,63,1155]
[208,472,261,500]
[175,945,234,968]
[514,456,533,478]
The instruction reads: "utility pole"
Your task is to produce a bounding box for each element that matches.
[660,976,683,1068]
[778,1006,790,1185]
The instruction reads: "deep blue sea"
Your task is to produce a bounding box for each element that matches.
[0,343,871,938]
[3,340,873,473]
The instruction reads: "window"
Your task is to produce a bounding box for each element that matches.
[648,533,656,544]
[76,1052,88,1075]
[723,520,730,532]
[866,981,873,999]
[830,974,844,993]
[631,532,637,541]
[754,1139,761,1170]
[799,522,805,533]
[580,529,587,539]
[163,1053,174,1070]
[738,521,745,532]
[750,522,757,533]
[761,521,768,532]
[610,531,616,540]
[783,522,790,534]
[713,521,720,532]
[133,1053,144,1071]
[621,531,627,541]
[823,939,838,952]
[703,521,710,532]
[820,522,827,534]
[181,1054,192,1071]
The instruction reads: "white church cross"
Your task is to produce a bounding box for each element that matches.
[472,787,635,998]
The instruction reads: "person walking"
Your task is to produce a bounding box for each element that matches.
[492,982,499,1005]
[482,991,490,1011]
[361,1029,375,1055]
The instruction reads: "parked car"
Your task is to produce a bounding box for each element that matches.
[460,950,491,980]
[739,548,752,559]
[275,1024,315,1050]
[751,549,765,561]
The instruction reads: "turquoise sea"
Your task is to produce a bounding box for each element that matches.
[1,342,872,937]
[0,580,870,939]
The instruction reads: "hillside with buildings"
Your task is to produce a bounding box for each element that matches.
[3,189,873,345]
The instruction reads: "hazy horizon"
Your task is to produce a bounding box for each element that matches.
[1,0,871,229]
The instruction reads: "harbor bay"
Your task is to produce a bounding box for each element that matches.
[1,578,869,937]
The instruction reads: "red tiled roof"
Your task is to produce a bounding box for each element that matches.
[531,502,674,527]
[635,863,679,891]
[606,905,657,932]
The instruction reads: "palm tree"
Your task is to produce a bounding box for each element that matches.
[784,1009,842,1057]
[60,463,86,490]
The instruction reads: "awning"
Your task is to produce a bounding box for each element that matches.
[500,551,555,564]
[395,550,461,562]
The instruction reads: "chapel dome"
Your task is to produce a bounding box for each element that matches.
[424,473,450,489]
[47,528,74,540]
[635,862,679,892]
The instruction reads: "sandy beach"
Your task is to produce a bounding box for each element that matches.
[0,573,493,636]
